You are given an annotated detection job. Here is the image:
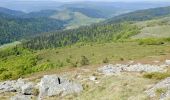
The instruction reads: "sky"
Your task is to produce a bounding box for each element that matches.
[1,0,170,12]
[1,0,170,2]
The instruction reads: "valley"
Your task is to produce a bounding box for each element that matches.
[0,1,170,100]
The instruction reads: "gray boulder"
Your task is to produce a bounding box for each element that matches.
[39,75,83,98]
[145,77,170,100]
[0,78,33,94]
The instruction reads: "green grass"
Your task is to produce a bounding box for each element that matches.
[0,41,21,51]
[50,10,104,29]
[65,12,104,29]
[143,67,170,80]
[73,73,154,100]
[133,16,170,39]
[37,42,170,67]
[0,41,170,80]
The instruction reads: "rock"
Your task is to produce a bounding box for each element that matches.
[123,63,166,73]
[39,75,83,98]
[98,64,166,75]
[89,76,97,81]
[0,78,31,93]
[10,94,33,100]
[98,64,122,75]
[153,60,160,63]
[14,78,27,92]
[145,77,170,100]
[0,80,17,92]
[21,82,35,95]
[165,60,170,65]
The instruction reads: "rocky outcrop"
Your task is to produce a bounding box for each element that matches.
[0,75,83,99]
[123,63,166,73]
[39,75,83,98]
[98,64,122,75]
[98,64,166,75]
[145,77,170,100]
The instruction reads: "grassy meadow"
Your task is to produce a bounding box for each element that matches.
[1,41,170,81]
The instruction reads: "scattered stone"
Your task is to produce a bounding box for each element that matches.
[89,76,97,81]
[153,60,160,63]
[98,64,166,75]
[165,60,170,65]
[39,75,83,98]
[128,61,134,64]
[145,77,170,100]
[10,94,33,100]
[95,81,100,84]
[123,63,166,73]
[98,64,122,75]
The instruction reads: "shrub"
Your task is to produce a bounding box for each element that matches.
[71,61,78,67]
[32,88,39,96]
[143,72,170,80]
[120,57,124,61]
[138,38,164,45]
[156,88,167,96]
[103,58,109,63]
[66,58,71,63]
[80,56,89,66]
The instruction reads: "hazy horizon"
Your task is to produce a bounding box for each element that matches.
[1,0,170,12]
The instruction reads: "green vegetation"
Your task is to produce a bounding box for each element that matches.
[107,6,170,23]
[138,38,170,45]
[23,23,139,49]
[143,72,170,80]
[80,56,89,66]
[156,88,167,97]
[0,41,170,80]
[0,16,65,45]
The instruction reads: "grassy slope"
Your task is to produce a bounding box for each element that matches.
[37,42,170,67]
[66,12,104,29]
[132,17,170,39]
[1,41,170,80]
[0,41,21,51]
[50,10,104,29]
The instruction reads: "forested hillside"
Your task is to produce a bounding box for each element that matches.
[23,6,170,50]
[23,23,139,49]
[0,16,65,45]
[107,6,170,23]
[0,7,104,45]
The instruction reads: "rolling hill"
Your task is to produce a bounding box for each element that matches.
[0,7,105,45]
[23,6,170,50]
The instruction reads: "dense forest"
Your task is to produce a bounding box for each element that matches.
[23,22,139,49]
[0,14,66,45]
[106,6,170,23]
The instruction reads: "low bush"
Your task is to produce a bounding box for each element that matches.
[103,58,109,63]
[138,38,164,45]
[143,72,170,80]
[80,56,89,66]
